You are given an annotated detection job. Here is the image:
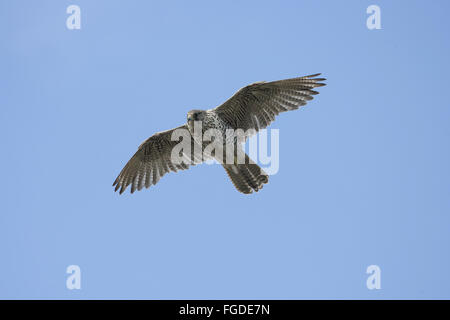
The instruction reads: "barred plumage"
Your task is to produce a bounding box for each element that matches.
[113,74,326,194]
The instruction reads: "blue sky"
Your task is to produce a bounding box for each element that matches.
[1,0,450,299]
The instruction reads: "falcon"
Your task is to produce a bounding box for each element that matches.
[113,74,326,194]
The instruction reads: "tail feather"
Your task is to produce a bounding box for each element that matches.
[222,153,269,194]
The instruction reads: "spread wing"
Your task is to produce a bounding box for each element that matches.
[113,125,202,194]
[214,74,326,133]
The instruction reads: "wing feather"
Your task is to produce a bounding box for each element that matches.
[214,74,326,133]
[113,125,201,194]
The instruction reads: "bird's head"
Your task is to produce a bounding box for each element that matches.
[187,109,206,122]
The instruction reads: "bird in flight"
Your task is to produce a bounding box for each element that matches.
[113,74,326,194]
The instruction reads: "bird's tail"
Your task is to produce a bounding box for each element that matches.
[222,153,269,194]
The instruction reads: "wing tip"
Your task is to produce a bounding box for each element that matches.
[305,73,322,78]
